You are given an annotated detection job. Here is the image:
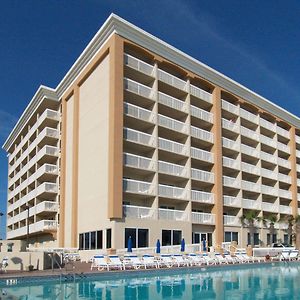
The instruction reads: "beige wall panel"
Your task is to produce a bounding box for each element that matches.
[77,54,111,235]
[64,95,74,247]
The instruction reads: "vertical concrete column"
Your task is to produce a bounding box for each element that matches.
[289,126,298,217]
[211,87,223,247]
[108,35,124,220]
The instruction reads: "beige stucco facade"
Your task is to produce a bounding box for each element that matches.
[3,15,300,253]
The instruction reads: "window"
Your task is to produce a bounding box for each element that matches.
[96,231,103,249]
[225,232,238,243]
[125,228,149,248]
[79,233,84,250]
[284,234,289,245]
[90,232,96,249]
[162,230,182,246]
[247,233,259,246]
[84,232,90,250]
[267,234,277,245]
[79,230,103,250]
[106,229,112,249]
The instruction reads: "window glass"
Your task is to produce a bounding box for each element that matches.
[138,229,149,248]
[84,232,90,250]
[96,231,103,249]
[106,229,112,249]
[232,232,238,243]
[272,234,277,243]
[125,228,136,248]
[79,233,84,250]
[254,233,259,245]
[173,230,182,245]
[91,231,96,249]
[162,230,172,246]
[225,232,231,242]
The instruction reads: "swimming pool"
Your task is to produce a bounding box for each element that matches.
[1,262,299,299]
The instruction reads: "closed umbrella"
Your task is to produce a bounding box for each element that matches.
[156,239,161,254]
[180,238,185,252]
[127,236,133,252]
[202,239,207,252]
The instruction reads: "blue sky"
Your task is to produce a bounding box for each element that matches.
[0,0,300,238]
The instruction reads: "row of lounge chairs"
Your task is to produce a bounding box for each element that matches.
[90,251,273,271]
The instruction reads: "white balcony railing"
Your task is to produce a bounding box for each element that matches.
[191,147,213,163]
[277,142,290,154]
[260,135,277,148]
[124,153,155,171]
[277,173,291,184]
[260,151,277,164]
[158,184,187,200]
[223,176,240,189]
[223,157,240,169]
[241,162,260,175]
[191,126,214,143]
[124,102,155,123]
[279,205,292,215]
[242,180,260,193]
[190,84,212,103]
[123,179,155,195]
[260,118,276,132]
[191,212,215,225]
[223,196,241,207]
[278,189,292,199]
[158,137,187,156]
[224,215,240,226]
[261,185,278,197]
[241,144,259,158]
[124,78,153,99]
[260,168,277,181]
[222,137,240,151]
[191,190,214,204]
[222,119,239,133]
[221,99,239,115]
[240,126,259,141]
[123,205,155,219]
[296,136,300,145]
[277,157,291,169]
[158,92,188,112]
[242,198,260,210]
[191,168,214,183]
[277,126,290,139]
[191,106,213,123]
[158,114,188,134]
[124,128,156,147]
[158,69,186,91]
[124,53,154,76]
[240,108,259,124]
[158,161,188,177]
[158,208,187,221]
[261,202,278,213]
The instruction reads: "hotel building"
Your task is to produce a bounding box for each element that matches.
[3,14,300,251]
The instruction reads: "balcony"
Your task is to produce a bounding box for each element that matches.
[123,179,155,195]
[241,144,259,158]
[191,106,213,123]
[191,126,214,143]
[223,196,241,207]
[158,208,187,221]
[223,157,240,170]
[240,108,259,124]
[297,165,300,173]
[224,215,240,227]
[277,127,290,139]
[124,53,154,76]
[240,126,259,141]
[159,184,188,200]
[242,198,260,210]
[191,212,215,225]
[191,168,214,183]
[221,100,239,115]
[278,189,292,199]
[223,176,240,189]
[222,137,240,151]
[158,137,188,156]
[277,173,291,184]
[158,161,188,177]
[7,220,57,239]
[277,142,290,154]
[222,119,239,133]
[260,151,276,164]
[241,162,260,175]
[297,150,300,158]
[277,157,291,169]
[158,114,188,134]
[242,180,260,193]
[123,205,155,219]
[279,205,292,215]
[296,136,300,145]
[190,84,212,103]
[124,78,153,100]
[261,185,278,197]
[260,135,277,148]
[261,168,277,181]
[260,118,276,132]
[124,102,155,123]
[124,153,156,171]
[124,128,156,147]
[191,147,213,163]
[191,190,214,204]
[158,92,188,113]
[158,69,187,91]
[261,202,278,213]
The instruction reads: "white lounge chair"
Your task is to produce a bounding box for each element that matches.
[235,252,249,263]
[142,255,158,269]
[123,255,144,269]
[214,253,228,264]
[159,254,174,268]
[187,253,205,266]
[223,252,237,264]
[289,250,299,261]
[0,258,8,273]
[202,253,217,265]
[91,255,109,271]
[280,250,291,261]
[107,255,124,270]
[172,254,189,267]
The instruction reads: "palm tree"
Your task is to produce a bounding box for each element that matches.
[294,216,300,249]
[240,210,260,247]
[264,214,278,245]
[279,215,294,245]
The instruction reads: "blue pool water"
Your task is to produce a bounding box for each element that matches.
[1,263,300,299]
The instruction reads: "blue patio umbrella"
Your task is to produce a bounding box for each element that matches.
[180,238,185,252]
[156,239,161,254]
[127,236,133,252]
[202,238,207,252]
